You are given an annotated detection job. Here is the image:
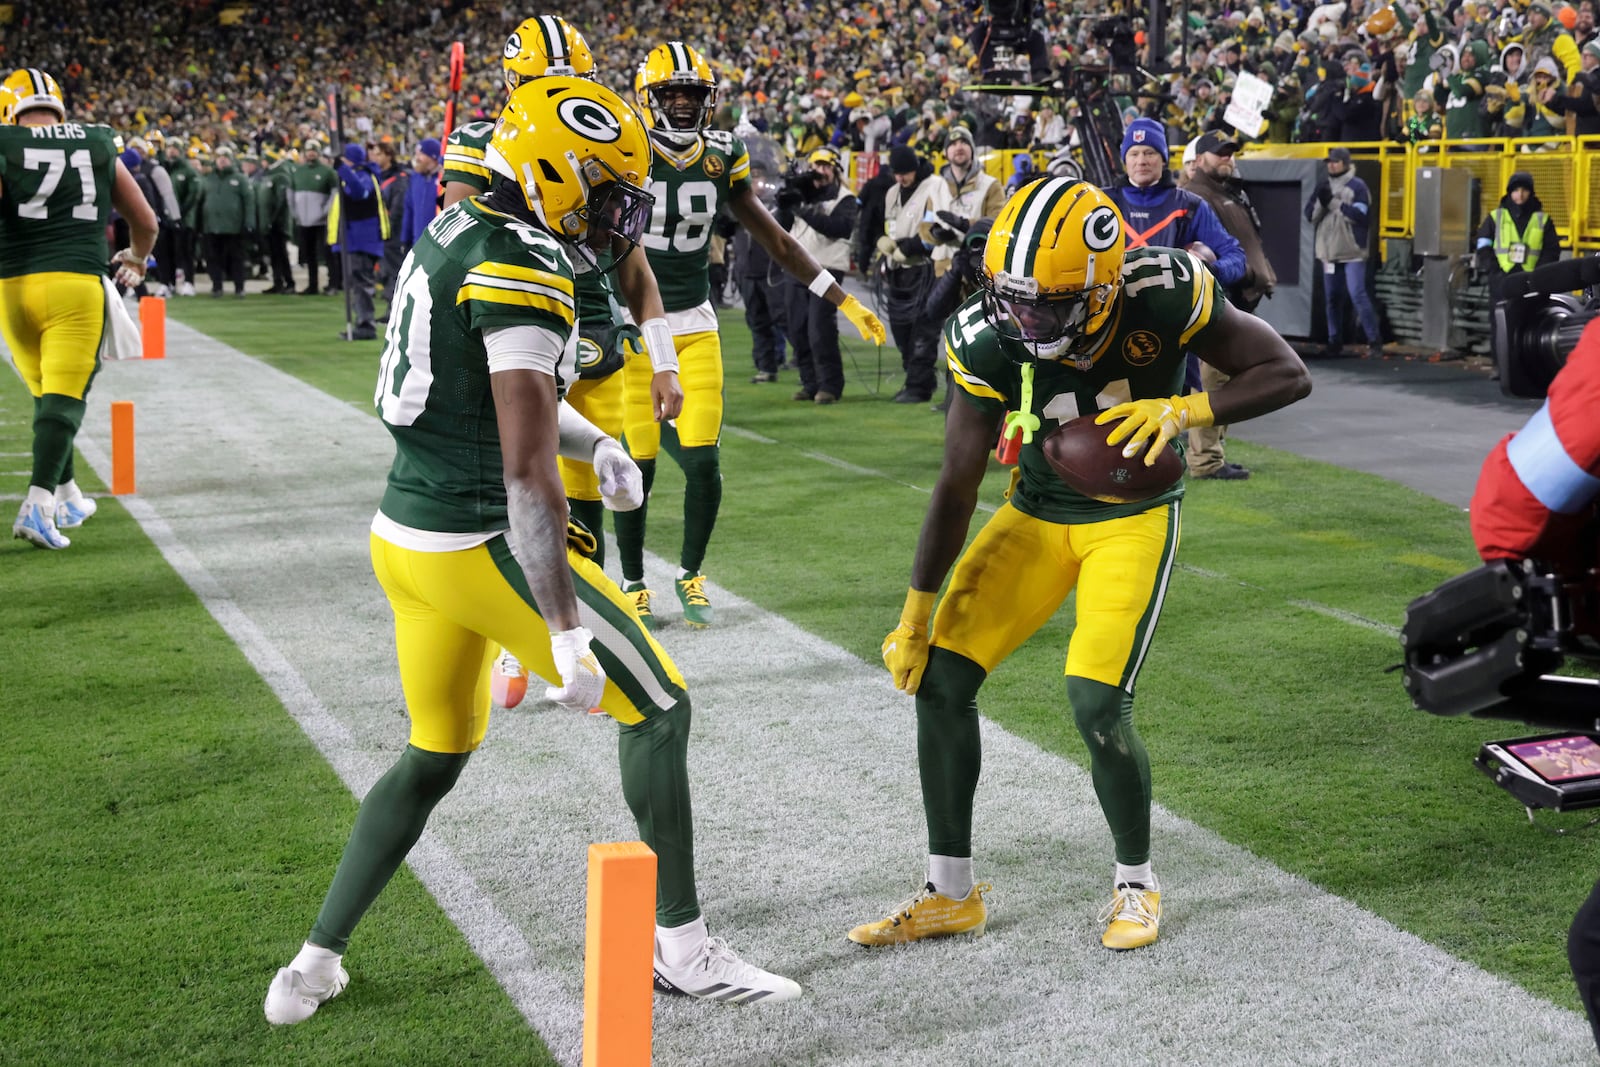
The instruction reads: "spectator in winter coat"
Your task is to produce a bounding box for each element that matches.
[195,145,257,298]
[1304,147,1383,359]
[400,138,442,249]
[290,142,339,295]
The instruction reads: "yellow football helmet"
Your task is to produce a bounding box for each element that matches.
[979,177,1127,360]
[503,15,596,91]
[143,128,168,151]
[635,42,718,135]
[2,68,66,123]
[485,77,654,259]
[0,85,16,126]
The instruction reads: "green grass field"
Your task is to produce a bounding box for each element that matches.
[2,291,1590,1061]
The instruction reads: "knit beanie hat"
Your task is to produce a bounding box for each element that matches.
[1120,116,1168,161]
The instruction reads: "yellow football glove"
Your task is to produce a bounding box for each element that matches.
[1095,393,1216,467]
[840,294,888,346]
[882,589,936,694]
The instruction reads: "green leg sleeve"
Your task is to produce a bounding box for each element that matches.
[916,649,988,858]
[1067,675,1151,866]
[675,444,721,575]
[31,394,86,493]
[309,746,470,953]
[618,701,700,927]
[567,496,606,572]
[612,457,656,585]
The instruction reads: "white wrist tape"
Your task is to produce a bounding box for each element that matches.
[556,399,607,461]
[808,269,838,298]
[640,317,678,374]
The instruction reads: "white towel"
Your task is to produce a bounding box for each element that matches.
[99,278,144,362]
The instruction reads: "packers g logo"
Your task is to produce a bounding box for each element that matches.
[1082,206,1121,252]
[504,32,522,59]
[703,154,725,178]
[556,97,621,143]
[575,336,606,371]
[1123,329,1161,366]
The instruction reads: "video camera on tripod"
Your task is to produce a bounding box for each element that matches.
[1402,255,1600,812]
[977,0,1050,83]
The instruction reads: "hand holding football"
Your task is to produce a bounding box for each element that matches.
[1041,416,1185,504]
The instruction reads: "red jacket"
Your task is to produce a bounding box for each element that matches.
[1471,318,1600,566]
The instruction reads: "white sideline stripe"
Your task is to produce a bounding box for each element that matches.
[62,323,1593,1067]
[725,422,1401,638]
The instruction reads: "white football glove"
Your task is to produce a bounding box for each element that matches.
[593,438,644,511]
[544,626,606,713]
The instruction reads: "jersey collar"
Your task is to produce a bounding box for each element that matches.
[650,134,705,171]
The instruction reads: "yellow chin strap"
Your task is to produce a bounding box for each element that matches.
[1001,361,1042,445]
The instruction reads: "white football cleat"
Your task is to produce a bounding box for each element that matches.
[55,496,97,530]
[13,500,69,549]
[491,648,528,709]
[653,936,801,1004]
[263,964,349,1025]
[177,281,196,297]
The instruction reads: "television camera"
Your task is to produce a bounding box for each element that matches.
[1402,255,1600,811]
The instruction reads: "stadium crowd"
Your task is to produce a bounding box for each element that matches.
[8,0,1600,166]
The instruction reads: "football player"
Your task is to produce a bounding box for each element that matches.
[618,41,885,629]
[0,68,158,549]
[852,178,1309,951]
[438,16,682,706]
[263,78,800,1026]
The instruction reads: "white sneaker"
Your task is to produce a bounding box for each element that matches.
[55,496,97,529]
[652,936,801,1004]
[263,964,350,1025]
[178,281,195,297]
[13,500,69,549]
[490,648,528,708]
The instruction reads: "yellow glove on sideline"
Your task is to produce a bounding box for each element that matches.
[840,294,889,346]
[1095,393,1215,467]
[882,589,936,694]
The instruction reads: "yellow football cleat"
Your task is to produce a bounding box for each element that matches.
[847,882,992,946]
[1099,885,1160,950]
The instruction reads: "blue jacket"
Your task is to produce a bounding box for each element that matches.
[1104,175,1247,289]
[401,169,440,246]
[329,162,388,257]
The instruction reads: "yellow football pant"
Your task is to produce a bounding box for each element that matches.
[932,501,1181,692]
[621,329,723,458]
[558,370,627,501]
[369,532,687,753]
[0,272,105,400]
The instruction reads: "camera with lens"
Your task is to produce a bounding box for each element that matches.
[978,0,1050,83]
[1093,15,1141,72]
[1402,255,1600,809]
[775,163,825,213]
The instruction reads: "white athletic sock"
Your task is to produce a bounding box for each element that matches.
[928,854,974,899]
[1114,862,1157,891]
[290,941,343,984]
[54,479,84,504]
[26,485,56,509]
[655,915,708,969]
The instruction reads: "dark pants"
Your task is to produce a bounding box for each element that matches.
[1321,259,1382,347]
[1571,877,1600,1056]
[267,230,294,290]
[162,222,194,285]
[381,240,407,304]
[205,232,246,294]
[344,251,378,336]
[739,274,784,374]
[784,278,843,398]
[887,263,938,398]
[298,225,343,293]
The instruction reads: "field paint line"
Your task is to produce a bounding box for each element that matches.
[67,322,1593,1067]
[726,422,1402,638]
[70,330,579,1060]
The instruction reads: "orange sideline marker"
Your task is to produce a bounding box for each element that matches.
[110,401,135,495]
[583,841,656,1067]
[139,296,166,359]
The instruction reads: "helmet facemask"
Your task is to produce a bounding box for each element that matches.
[980,267,1119,362]
[646,83,715,140]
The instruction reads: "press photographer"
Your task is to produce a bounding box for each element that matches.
[774,147,858,405]
[1400,253,1600,1054]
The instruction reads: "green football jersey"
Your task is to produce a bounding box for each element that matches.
[375,198,580,533]
[641,129,750,312]
[572,263,630,380]
[945,246,1230,525]
[0,123,119,278]
[441,119,497,194]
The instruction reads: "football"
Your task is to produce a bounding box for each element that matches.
[1041,415,1185,503]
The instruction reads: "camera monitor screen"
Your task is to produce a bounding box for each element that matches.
[1503,735,1600,783]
